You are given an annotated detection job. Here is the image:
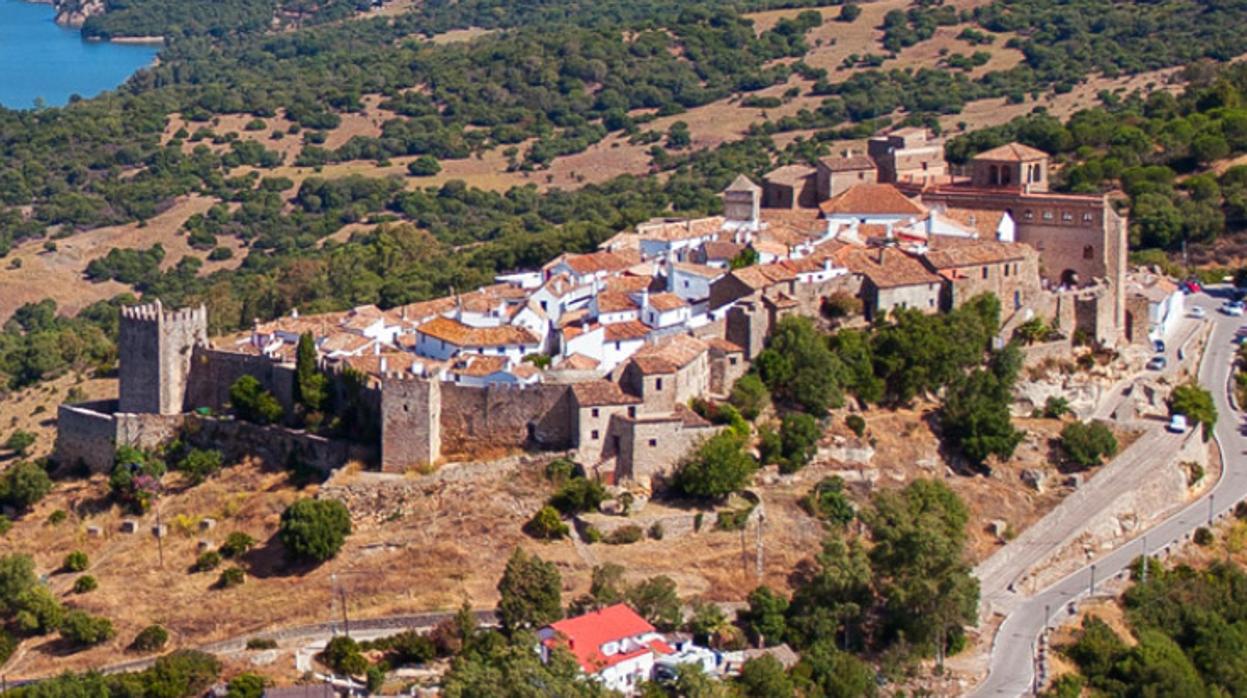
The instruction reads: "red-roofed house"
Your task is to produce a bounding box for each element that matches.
[538,604,674,693]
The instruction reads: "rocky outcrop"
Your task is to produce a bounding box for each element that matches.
[50,0,104,28]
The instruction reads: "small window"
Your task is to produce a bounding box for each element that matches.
[1083,212,1094,223]
[1083,245,1094,260]
[1042,210,1053,221]
[615,341,622,350]
[729,357,738,366]
[858,172,865,180]
[648,439,658,448]
[1004,264,1010,278]
[982,266,989,280]
[591,408,600,418]
[628,406,637,418]
[683,281,690,288]
[928,297,935,307]
[655,378,664,390]
[591,430,600,440]
[1023,210,1034,221]
[1062,211,1073,222]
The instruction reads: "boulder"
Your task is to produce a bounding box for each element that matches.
[1020,469,1046,492]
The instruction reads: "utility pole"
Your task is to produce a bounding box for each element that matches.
[331,573,351,638]
[754,511,764,579]
[1141,535,1148,584]
[1089,564,1097,596]
[1209,493,1216,526]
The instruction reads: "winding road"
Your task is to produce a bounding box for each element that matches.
[973,288,1247,696]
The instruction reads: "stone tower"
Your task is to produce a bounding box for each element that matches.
[380,373,441,472]
[118,300,208,415]
[723,174,761,226]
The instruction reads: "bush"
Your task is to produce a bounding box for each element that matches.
[605,525,644,545]
[716,508,753,531]
[549,477,606,515]
[801,477,855,526]
[226,672,267,698]
[15,586,64,635]
[73,575,98,594]
[729,374,771,420]
[3,430,35,456]
[779,412,821,474]
[62,550,89,573]
[0,460,53,511]
[176,449,223,485]
[525,505,569,540]
[194,551,222,572]
[279,498,352,563]
[582,525,602,543]
[321,635,368,676]
[649,522,664,540]
[229,375,284,425]
[60,610,115,647]
[1042,396,1071,419]
[0,630,15,666]
[246,637,278,650]
[220,531,256,559]
[1060,421,1118,469]
[845,414,866,438]
[543,458,576,485]
[130,624,169,652]
[407,155,442,176]
[47,509,67,525]
[218,566,245,588]
[1194,527,1214,546]
[838,3,861,22]
[1235,501,1247,520]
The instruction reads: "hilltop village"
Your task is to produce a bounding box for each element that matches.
[56,130,1184,495]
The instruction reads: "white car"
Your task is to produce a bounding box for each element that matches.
[1188,306,1207,319]
[1223,302,1245,317]
[1167,414,1189,434]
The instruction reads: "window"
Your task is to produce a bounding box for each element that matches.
[1023,210,1034,221]
[591,430,600,440]
[928,297,935,307]
[1062,211,1073,222]
[1004,264,1010,278]
[982,266,989,279]
[1042,210,1054,221]
[655,378,664,390]
[729,357,738,366]
[615,341,622,350]
[540,300,548,311]
[628,406,637,418]
[648,439,658,448]
[591,408,600,418]
[858,172,865,180]
[1083,212,1094,223]
[1083,245,1094,260]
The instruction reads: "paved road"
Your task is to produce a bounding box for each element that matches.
[973,290,1247,696]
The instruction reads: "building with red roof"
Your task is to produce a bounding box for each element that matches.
[538,604,675,694]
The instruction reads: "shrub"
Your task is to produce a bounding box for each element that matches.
[73,575,98,594]
[1235,501,1247,520]
[177,449,224,485]
[194,551,222,572]
[279,498,352,563]
[407,155,442,176]
[801,477,855,526]
[648,522,664,540]
[779,412,821,474]
[605,525,644,545]
[229,375,284,425]
[220,531,256,559]
[218,566,245,588]
[1042,396,1071,419]
[387,630,436,665]
[130,624,169,652]
[845,414,866,438]
[525,505,569,540]
[543,458,576,485]
[226,672,267,698]
[1194,527,1214,546]
[716,508,752,531]
[549,477,606,515]
[3,430,35,456]
[46,509,67,525]
[321,635,367,676]
[0,460,53,511]
[0,630,15,666]
[62,550,89,573]
[1060,421,1118,469]
[14,586,64,635]
[60,610,115,647]
[837,3,861,22]
[582,525,602,543]
[246,637,278,650]
[729,374,771,420]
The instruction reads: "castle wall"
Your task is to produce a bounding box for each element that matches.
[118,303,208,415]
[185,347,296,416]
[380,376,441,472]
[437,383,572,459]
[54,401,123,473]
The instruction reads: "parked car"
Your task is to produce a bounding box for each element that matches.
[1188,306,1207,319]
[1182,279,1203,294]
[1153,339,1166,353]
[1147,356,1168,371]
[1167,414,1189,433]
[1222,302,1245,317]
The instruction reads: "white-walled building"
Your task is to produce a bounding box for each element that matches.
[538,605,675,695]
[413,316,542,361]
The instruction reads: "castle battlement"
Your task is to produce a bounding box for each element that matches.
[120,300,208,326]
[119,301,209,416]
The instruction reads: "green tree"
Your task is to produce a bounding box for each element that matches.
[779,412,821,473]
[0,460,52,511]
[740,586,789,647]
[801,477,855,527]
[0,554,37,613]
[130,624,169,652]
[15,586,64,635]
[568,563,625,615]
[176,448,223,485]
[794,640,877,698]
[322,635,368,676]
[1170,382,1217,440]
[294,331,326,413]
[940,358,1023,466]
[674,432,756,500]
[62,550,89,573]
[1059,421,1118,468]
[785,536,873,651]
[226,672,267,698]
[497,548,562,634]
[756,317,845,414]
[442,630,606,698]
[729,373,770,421]
[229,375,284,425]
[407,155,442,177]
[278,498,352,563]
[3,430,35,456]
[626,576,682,631]
[59,610,115,647]
[736,654,795,697]
[525,505,569,540]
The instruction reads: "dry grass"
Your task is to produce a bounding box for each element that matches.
[0,375,116,462]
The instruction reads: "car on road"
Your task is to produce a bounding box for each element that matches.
[1167,414,1189,433]
[1147,356,1168,371]
[1182,279,1203,294]
[1222,301,1245,316]
[1188,306,1207,319]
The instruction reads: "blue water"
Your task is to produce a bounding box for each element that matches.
[0,0,158,109]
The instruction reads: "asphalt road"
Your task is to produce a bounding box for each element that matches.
[973,289,1247,696]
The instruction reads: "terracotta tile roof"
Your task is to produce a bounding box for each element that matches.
[543,604,664,674]
[604,275,655,294]
[628,403,713,428]
[636,216,726,242]
[319,332,374,354]
[511,363,541,380]
[941,208,1005,238]
[725,174,761,193]
[646,292,687,312]
[923,239,1029,269]
[820,184,927,217]
[820,154,876,172]
[751,240,790,258]
[560,353,602,371]
[417,316,539,347]
[386,296,456,325]
[338,351,418,377]
[759,208,825,244]
[727,264,797,290]
[254,313,344,338]
[765,292,800,309]
[570,380,642,406]
[630,334,708,375]
[672,262,724,279]
[701,241,743,261]
[546,251,640,276]
[763,164,815,187]
[973,142,1049,162]
[448,354,509,378]
[557,307,591,329]
[596,291,639,314]
[705,337,744,354]
[604,321,650,342]
[836,247,943,289]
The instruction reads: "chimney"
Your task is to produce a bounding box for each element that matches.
[291,308,299,318]
[379,355,388,373]
[823,258,832,273]
[639,289,649,309]
[401,305,408,321]
[877,246,885,265]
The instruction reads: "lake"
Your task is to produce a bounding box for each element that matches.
[0,0,158,109]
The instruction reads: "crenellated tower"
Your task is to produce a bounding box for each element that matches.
[118,300,208,415]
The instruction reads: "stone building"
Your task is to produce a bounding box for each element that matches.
[118,300,208,415]
[868,128,947,184]
[816,153,877,200]
[920,238,1041,314]
[762,164,818,209]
